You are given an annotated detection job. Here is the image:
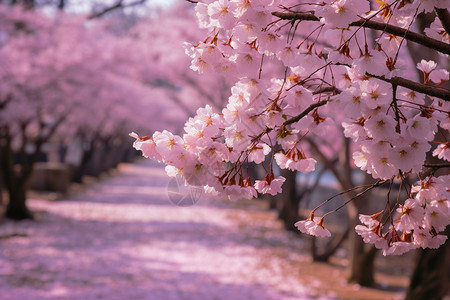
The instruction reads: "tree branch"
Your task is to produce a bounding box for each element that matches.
[283,100,329,126]
[367,73,450,101]
[435,8,450,36]
[88,0,147,19]
[272,11,450,55]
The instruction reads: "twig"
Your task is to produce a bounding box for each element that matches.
[283,100,328,126]
[321,179,389,218]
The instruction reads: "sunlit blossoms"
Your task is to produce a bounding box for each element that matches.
[132,0,450,254]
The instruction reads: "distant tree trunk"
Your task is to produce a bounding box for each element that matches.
[405,228,450,300]
[58,0,65,10]
[71,144,94,183]
[346,197,378,286]
[0,132,33,220]
[0,119,62,220]
[5,179,31,220]
[276,169,299,231]
[307,137,378,286]
[0,158,3,206]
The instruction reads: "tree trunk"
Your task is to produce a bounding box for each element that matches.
[347,198,378,286]
[71,146,94,183]
[0,161,3,206]
[347,232,377,286]
[276,169,299,231]
[0,126,35,220]
[1,148,33,220]
[405,228,450,300]
[5,178,32,220]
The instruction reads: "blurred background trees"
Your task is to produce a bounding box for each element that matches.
[0,0,226,219]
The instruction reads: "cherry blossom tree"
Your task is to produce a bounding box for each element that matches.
[132,0,450,289]
[0,7,93,219]
[0,1,235,219]
[0,5,163,219]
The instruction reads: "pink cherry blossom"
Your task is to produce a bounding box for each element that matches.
[295,217,331,238]
[416,59,437,74]
[433,142,450,161]
[394,199,425,232]
[254,176,285,196]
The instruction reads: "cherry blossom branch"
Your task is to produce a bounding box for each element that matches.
[272,11,450,55]
[367,73,450,101]
[435,8,450,35]
[283,99,328,126]
[321,179,389,218]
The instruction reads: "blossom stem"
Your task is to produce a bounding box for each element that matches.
[311,183,379,215]
[321,179,389,219]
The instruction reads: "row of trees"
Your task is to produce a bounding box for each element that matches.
[0,1,228,219]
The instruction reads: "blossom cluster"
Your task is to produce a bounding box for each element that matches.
[132,0,449,254]
[356,175,449,255]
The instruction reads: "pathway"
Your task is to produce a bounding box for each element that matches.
[0,159,326,300]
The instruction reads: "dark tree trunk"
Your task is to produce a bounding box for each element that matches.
[5,179,32,220]
[1,147,33,220]
[276,169,299,231]
[405,228,450,300]
[1,125,41,220]
[0,160,3,206]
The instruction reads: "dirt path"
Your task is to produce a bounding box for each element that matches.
[0,160,408,299]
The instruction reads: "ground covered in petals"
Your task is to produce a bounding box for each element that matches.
[0,160,410,299]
